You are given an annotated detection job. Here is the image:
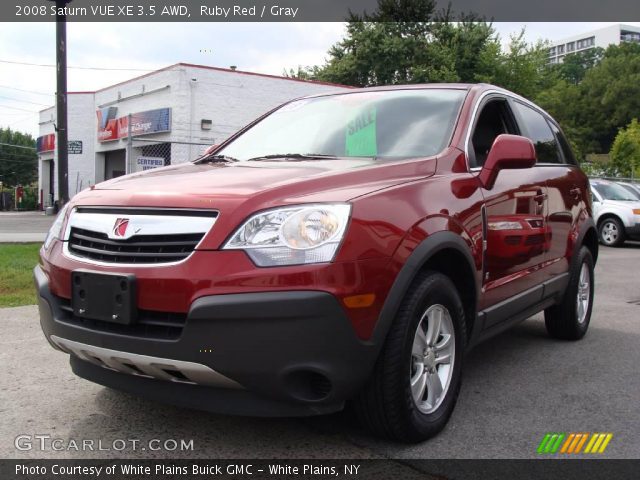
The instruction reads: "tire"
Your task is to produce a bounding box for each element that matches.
[544,246,595,340]
[598,217,625,247]
[354,271,466,442]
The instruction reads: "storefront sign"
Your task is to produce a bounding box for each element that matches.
[97,107,118,142]
[98,107,171,142]
[36,133,55,153]
[136,156,165,171]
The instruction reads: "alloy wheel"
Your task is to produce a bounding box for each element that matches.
[601,221,619,245]
[410,304,456,414]
[576,262,591,324]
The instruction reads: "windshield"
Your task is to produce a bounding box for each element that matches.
[217,89,466,161]
[592,182,639,201]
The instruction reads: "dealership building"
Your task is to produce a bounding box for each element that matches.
[37,63,349,207]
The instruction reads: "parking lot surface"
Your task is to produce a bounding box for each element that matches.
[0,211,54,243]
[0,245,638,461]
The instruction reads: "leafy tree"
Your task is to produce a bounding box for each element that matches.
[536,43,640,159]
[609,118,640,178]
[305,0,495,87]
[579,42,640,151]
[0,128,37,188]
[551,48,604,84]
[475,30,552,99]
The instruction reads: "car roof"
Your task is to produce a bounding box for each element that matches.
[298,83,503,100]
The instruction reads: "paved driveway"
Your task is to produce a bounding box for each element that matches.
[0,245,638,461]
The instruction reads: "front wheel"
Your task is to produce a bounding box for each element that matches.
[599,217,625,247]
[354,271,466,442]
[544,246,595,340]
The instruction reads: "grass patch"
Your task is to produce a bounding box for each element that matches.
[0,243,40,307]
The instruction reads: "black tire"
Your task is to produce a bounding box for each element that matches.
[354,271,466,442]
[598,217,625,247]
[544,246,594,340]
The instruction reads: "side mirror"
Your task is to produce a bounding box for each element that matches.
[478,134,536,190]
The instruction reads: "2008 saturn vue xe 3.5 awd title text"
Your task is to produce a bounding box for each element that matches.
[35,84,597,442]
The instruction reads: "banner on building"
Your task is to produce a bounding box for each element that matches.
[97,107,171,142]
[36,133,55,153]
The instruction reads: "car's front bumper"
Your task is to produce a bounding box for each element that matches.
[34,265,380,416]
[625,223,640,239]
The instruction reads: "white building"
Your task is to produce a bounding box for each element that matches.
[37,63,350,207]
[548,24,640,64]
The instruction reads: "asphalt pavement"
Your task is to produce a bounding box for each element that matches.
[0,211,54,243]
[0,245,638,462]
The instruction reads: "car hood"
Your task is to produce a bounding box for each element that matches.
[601,199,640,209]
[75,157,436,208]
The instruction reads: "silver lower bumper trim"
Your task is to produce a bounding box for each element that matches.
[50,335,242,389]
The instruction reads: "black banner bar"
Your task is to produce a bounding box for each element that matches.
[5,0,640,22]
[1,459,639,480]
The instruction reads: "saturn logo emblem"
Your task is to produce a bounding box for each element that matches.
[113,218,130,237]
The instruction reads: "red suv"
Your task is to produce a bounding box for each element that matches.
[35,84,597,442]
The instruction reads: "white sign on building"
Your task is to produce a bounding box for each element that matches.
[136,156,165,171]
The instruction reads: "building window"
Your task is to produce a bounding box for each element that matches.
[567,42,575,52]
[549,46,556,56]
[557,44,565,54]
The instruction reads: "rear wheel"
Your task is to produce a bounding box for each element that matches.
[354,271,465,442]
[598,217,625,247]
[544,246,594,340]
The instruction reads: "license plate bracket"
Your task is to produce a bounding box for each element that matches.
[71,270,137,324]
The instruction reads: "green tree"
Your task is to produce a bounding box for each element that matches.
[304,0,495,87]
[0,128,37,187]
[609,119,640,178]
[551,48,604,84]
[475,30,552,99]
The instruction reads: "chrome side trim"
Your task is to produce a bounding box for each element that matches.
[62,207,217,268]
[51,335,242,389]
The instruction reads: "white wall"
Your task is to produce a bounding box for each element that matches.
[39,64,351,191]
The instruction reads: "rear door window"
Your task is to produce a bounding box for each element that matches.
[548,121,577,165]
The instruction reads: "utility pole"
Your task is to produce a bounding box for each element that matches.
[126,113,132,174]
[51,0,71,207]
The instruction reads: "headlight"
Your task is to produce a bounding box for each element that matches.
[488,221,523,231]
[223,204,351,266]
[43,203,70,249]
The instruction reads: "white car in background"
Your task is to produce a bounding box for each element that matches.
[591,179,640,246]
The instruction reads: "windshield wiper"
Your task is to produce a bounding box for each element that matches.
[246,153,339,162]
[194,154,240,164]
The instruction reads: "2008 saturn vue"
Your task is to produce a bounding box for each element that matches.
[35,84,597,442]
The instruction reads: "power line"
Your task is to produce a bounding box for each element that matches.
[0,59,156,72]
[0,105,39,113]
[0,85,54,97]
[0,95,50,107]
[0,142,37,150]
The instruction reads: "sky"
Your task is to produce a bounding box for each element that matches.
[1,22,638,138]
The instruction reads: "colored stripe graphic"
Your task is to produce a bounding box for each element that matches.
[538,433,613,454]
[537,433,566,454]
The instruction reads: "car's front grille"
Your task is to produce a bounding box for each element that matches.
[68,227,204,264]
[55,295,186,340]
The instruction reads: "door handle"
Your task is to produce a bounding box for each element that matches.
[569,187,581,199]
